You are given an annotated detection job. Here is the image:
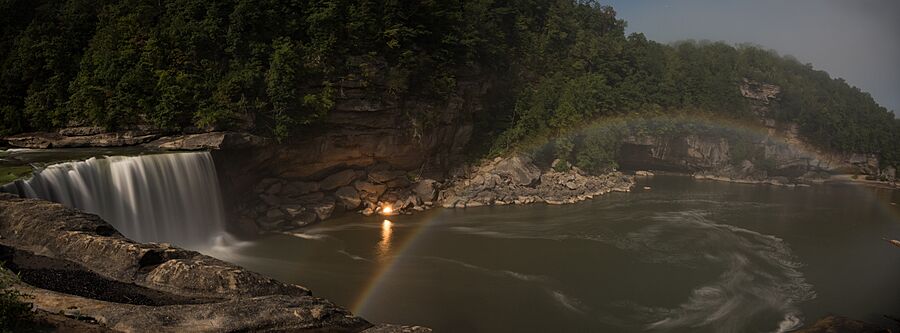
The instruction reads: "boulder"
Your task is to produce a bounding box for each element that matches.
[266,182,283,195]
[368,170,406,184]
[309,201,336,221]
[281,204,305,217]
[334,186,362,210]
[354,180,388,197]
[413,179,438,202]
[293,212,319,227]
[266,208,285,219]
[492,155,541,186]
[320,170,363,191]
[285,181,319,196]
[295,192,326,204]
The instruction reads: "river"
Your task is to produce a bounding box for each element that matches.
[205,175,900,332]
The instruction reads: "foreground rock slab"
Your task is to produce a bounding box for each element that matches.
[0,194,426,332]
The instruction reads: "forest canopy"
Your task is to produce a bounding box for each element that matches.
[0,0,897,165]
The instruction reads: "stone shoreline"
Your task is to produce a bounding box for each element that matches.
[438,155,635,208]
[238,153,636,234]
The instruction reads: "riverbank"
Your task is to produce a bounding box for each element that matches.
[691,171,899,189]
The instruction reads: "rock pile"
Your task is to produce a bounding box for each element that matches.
[238,163,440,232]
[438,154,634,208]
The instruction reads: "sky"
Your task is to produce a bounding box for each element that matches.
[605,0,900,117]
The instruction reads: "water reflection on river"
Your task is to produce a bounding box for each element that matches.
[206,176,900,332]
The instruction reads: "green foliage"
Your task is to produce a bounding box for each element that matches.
[0,0,895,166]
[0,265,32,332]
[0,165,33,184]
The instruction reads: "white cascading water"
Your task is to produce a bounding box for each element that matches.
[3,152,227,247]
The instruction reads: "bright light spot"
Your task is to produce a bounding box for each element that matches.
[382,219,392,228]
[380,204,394,215]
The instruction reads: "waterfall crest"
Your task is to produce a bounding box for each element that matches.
[3,152,227,246]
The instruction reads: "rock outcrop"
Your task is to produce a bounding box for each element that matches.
[145,132,269,151]
[238,163,442,232]
[4,127,162,149]
[616,79,896,186]
[0,194,426,332]
[439,154,634,208]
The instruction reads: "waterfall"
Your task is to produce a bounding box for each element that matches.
[2,152,228,246]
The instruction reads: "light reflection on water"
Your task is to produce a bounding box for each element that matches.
[377,219,393,260]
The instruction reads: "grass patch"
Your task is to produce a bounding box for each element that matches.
[0,166,32,184]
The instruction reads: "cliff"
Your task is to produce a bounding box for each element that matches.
[617,79,896,186]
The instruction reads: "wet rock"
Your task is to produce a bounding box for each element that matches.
[309,201,336,221]
[293,212,319,227]
[281,204,305,217]
[334,186,362,210]
[320,169,363,191]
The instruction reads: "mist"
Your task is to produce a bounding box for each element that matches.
[607,0,900,116]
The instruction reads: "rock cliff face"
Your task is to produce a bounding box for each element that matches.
[617,79,895,185]
[0,194,427,332]
[243,77,486,180]
[213,75,488,231]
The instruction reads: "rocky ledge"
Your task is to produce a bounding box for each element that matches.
[3,127,163,149]
[237,162,441,232]
[0,194,426,332]
[1,127,268,152]
[438,154,635,208]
